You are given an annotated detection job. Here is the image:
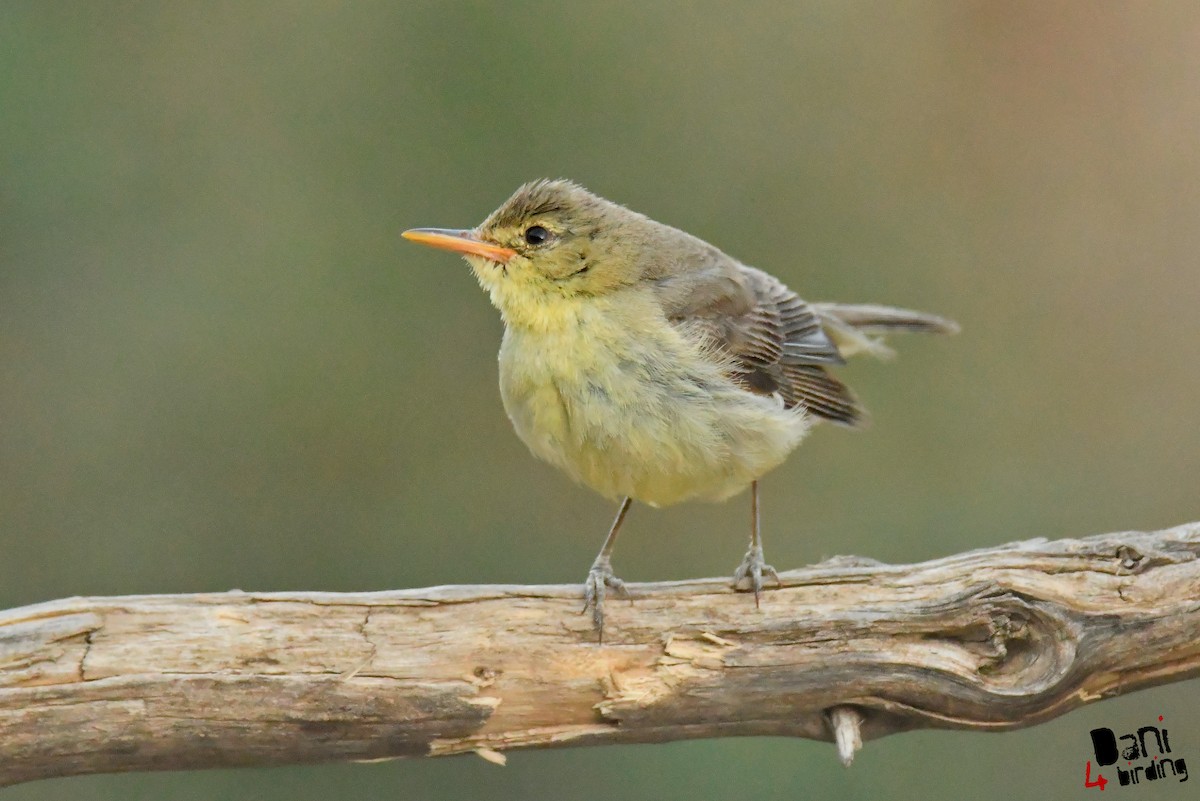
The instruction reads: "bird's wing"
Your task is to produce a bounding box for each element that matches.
[654,261,865,426]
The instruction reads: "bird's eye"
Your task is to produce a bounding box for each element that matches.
[524,225,550,246]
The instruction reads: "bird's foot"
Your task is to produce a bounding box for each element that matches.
[581,557,631,642]
[731,545,781,607]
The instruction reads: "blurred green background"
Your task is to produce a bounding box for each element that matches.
[3,2,1199,799]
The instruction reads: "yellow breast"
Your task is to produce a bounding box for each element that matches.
[496,291,810,506]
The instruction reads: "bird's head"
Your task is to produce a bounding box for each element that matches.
[404,180,657,325]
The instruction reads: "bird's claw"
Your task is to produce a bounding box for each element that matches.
[581,558,630,641]
[732,545,781,608]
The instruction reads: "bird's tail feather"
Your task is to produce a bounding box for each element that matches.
[812,302,959,360]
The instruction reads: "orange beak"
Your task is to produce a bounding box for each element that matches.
[402,227,516,263]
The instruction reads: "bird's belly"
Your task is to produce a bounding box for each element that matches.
[498,328,810,506]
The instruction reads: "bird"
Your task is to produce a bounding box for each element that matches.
[402,179,957,639]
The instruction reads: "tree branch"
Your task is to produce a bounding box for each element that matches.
[2,522,1199,785]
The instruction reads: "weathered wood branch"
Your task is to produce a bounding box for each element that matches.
[2,522,1199,785]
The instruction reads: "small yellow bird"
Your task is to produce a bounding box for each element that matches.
[403,179,956,638]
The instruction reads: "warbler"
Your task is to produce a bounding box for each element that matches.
[403,179,956,638]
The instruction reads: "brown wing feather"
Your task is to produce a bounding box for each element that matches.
[657,259,866,427]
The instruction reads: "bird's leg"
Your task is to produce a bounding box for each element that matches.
[582,496,633,641]
[732,480,781,606]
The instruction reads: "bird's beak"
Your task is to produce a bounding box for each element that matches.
[402,227,516,264]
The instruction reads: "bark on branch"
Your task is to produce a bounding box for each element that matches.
[2,522,1199,785]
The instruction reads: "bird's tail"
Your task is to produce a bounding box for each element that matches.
[812,302,959,360]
